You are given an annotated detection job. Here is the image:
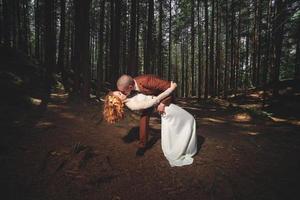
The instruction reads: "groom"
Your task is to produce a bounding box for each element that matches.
[117,74,174,156]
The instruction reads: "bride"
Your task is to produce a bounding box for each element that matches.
[103,82,197,167]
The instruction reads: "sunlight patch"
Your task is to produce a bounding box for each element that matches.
[30,97,41,105]
[60,112,76,119]
[242,131,260,136]
[202,117,225,123]
[234,113,252,122]
[35,121,54,128]
[50,93,68,98]
[290,120,300,126]
[270,116,287,122]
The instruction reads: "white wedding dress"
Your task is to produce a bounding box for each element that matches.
[125,89,197,167]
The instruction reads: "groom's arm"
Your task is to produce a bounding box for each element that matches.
[143,75,173,106]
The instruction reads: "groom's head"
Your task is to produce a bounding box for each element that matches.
[117,74,134,96]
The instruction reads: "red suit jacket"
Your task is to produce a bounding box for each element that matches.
[133,74,174,148]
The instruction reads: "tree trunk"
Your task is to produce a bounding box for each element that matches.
[190,0,195,96]
[209,0,215,97]
[215,0,220,97]
[295,15,300,80]
[73,0,91,100]
[3,0,12,46]
[204,0,209,99]
[252,0,258,86]
[168,0,172,79]
[57,0,67,90]
[273,0,286,97]
[224,0,228,99]
[158,0,163,76]
[197,0,202,99]
[97,0,105,96]
[128,0,137,76]
[230,0,235,92]
[40,0,56,108]
[144,0,154,74]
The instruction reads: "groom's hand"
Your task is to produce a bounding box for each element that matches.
[157,103,165,114]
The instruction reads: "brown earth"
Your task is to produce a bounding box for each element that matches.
[1,92,300,200]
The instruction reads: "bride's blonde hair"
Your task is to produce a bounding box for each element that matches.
[103,92,125,124]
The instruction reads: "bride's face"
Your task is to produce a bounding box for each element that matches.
[113,91,127,101]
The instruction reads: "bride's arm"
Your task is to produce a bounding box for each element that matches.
[125,96,159,111]
[125,82,177,111]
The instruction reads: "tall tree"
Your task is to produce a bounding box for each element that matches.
[209,0,215,97]
[294,13,300,80]
[168,0,172,79]
[40,0,56,108]
[128,0,137,76]
[197,0,203,99]
[190,0,195,96]
[144,0,154,73]
[57,0,67,89]
[204,0,209,99]
[224,0,229,99]
[272,0,286,97]
[97,0,105,96]
[73,0,91,99]
[158,0,163,76]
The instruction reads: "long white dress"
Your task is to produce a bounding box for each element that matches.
[125,90,197,167]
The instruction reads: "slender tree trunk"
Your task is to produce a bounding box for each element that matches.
[34,0,41,59]
[197,0,202,99]
[204,0,209,99]
[215,0,220,97]
[224,0,228,99]
[230,0,235,92]
[128,0,137,76]
[158,0,163,76]
[73,0,91,99]
[0,0,3,44]
[40,0,56,108]
[295,15,300,80]
[190,0,195,96]
[144,0,154,74]
[2,0,11,46]
[168,0,172,79]
[57,0,67,90]
[256,0,262,86]
[181,39,185,97]
[252,0,258,86]
[235,2,241,95]
[97,0,105,96]
[273,0,286,97]
[185,35,189,97]
[210,0,215,97]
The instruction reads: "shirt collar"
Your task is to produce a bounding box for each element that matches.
[134,79,140,92]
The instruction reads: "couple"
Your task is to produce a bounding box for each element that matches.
[103,74,197,167]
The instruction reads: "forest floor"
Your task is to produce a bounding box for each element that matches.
[1,90,300,200]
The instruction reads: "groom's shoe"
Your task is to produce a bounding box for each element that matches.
[136,147,146,157]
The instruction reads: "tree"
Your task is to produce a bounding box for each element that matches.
[97,0,105,96]
[144,0,154,74]
[73,0,91,100]
[57,0,67,90]
[204,0,209,99]
[190,0,195,96]
[40,0,56,108]
[272,0,286,97]
[128,0,137,76]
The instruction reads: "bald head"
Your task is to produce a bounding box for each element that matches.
[117,74,134,95]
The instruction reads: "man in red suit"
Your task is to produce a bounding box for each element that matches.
[117,74,174,156]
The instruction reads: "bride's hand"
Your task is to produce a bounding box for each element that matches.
[170,81,177,90]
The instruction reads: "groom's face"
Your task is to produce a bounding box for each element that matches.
[118,84,134,96]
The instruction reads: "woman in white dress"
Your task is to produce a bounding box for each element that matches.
[103,82,197,167]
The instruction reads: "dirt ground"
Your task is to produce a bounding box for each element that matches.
[1,92,300,200]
